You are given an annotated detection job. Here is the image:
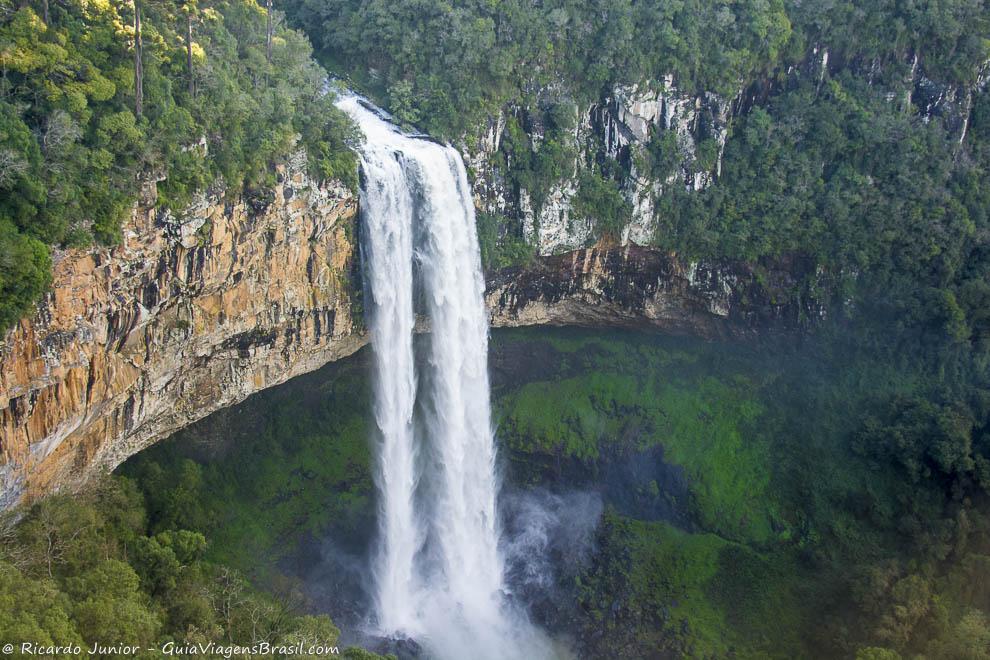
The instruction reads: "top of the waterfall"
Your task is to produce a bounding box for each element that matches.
[336,94,449,148]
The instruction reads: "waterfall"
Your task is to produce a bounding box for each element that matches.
[338,96,554,659]
[346,98,422,635]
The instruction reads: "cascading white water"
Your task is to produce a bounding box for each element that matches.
[338,96,556,659]
[347,101,422,635]
[411,135,507,655]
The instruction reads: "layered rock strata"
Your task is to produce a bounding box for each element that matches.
[0,152,361,508]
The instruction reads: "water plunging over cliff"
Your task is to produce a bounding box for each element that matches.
[337,97,553,659]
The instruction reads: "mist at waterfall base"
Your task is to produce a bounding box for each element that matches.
[335,95,587,659]
[299,478,603,658]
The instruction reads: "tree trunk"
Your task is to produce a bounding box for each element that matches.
[41,0,49,23]
[266,0,273,65]
[186,12,195,97]
[134,0,143,117]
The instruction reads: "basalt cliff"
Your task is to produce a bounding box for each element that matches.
[465,50,982,257]
[0,152,363,509]
[0,142,822,509]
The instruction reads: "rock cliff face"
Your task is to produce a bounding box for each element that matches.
[0,149,823,508]
[466,53,985,258]
[487,246,824,339]
[0,152,362,509]
[464,78,740,256]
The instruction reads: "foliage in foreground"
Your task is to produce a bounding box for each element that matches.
[0,476,386,659]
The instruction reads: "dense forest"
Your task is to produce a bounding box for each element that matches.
[284,0,794,137]
[0,0,356,332]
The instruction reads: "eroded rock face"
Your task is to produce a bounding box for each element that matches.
[466,52,988,258]
[487,246,825,339]
[0,152,362,508]
[464,79,735,257]
[0,148,827,510]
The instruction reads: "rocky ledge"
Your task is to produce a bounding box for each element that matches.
[487,245,825,339]
[0,152,361,508]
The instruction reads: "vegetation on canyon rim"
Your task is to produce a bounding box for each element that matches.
[0,0,357,332]
[287,0,990,363]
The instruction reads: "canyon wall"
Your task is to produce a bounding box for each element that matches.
[0,147,823,508]
[0,152,363,509]
[465,52,984,258]
[14,55,946,507]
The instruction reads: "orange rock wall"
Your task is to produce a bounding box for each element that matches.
[0,152,364,507]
